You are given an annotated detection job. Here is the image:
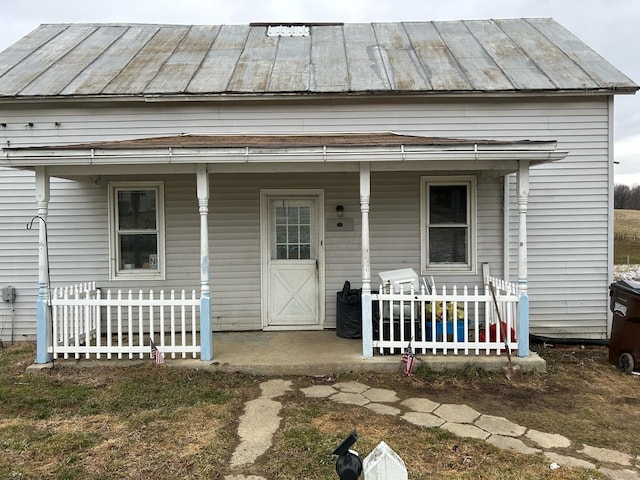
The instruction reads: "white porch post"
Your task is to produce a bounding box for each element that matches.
[517,161,530,357]
[34,167,52,364]
[360,162,373,358]
[197,164,213,361]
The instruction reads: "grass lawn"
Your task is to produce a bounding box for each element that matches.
[615,209,640,264]
[2,342,639,479]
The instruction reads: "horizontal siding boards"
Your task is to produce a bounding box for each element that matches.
[0,168,37,342]
[0,95,611,338]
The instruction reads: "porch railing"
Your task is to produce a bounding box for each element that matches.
[371,276,519,355]
[49,282,201,360]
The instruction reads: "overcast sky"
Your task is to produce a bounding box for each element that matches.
[1,0,638,184]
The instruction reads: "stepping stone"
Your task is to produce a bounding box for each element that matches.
[333,381,370,393]
[598,468,640,480]
[402,412,445,428]
[433,404,480,423]
[366,403,401,416]
[475,415,526,437]
[260,379,292,398]
[401,397,440,413]
[363,387,399,403]
[487,434,540,454]
[330,392,370,406]
[300,385,337,398]
[544,452,595,470]
[579,444,633,466]
[231,398,282,468]
[441,422,490,440]
[525,429,571,449]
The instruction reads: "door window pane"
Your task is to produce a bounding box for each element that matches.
[273,201,313,260]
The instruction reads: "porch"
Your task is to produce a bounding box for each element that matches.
[46,275,523,364]
[45,330,546,375]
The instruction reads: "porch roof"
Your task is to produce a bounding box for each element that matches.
[1,132,568,169]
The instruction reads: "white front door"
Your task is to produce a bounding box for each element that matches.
[262,191,324,329]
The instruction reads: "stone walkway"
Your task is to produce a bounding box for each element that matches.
[225,379,640,480]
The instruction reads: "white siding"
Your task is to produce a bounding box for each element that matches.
[0,96,612,339]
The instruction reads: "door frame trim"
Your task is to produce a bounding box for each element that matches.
[259,189,325,330]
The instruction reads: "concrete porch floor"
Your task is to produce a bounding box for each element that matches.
[168,330,546,376]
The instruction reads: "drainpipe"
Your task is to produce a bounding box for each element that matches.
[517,161,530,358]
[196,164,213,361]
[360,162,373,359]
[503,175,511,282]
[34,166,52,364]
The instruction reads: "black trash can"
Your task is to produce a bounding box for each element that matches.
[609,280,640,372]
[336,281,362,339]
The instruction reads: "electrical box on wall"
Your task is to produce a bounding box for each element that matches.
[326,218,354,232]
[2,286,15,302]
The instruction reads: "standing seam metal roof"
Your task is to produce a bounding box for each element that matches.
[0,19,636,98]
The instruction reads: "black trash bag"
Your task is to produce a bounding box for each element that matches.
[336,281,362,339]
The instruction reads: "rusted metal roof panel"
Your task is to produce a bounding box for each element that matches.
[309,25,348,92]
[403,22,471,91]
[343,23,391,91]
[372,23,431,91]
[0,19,636,99]
[145,25,219,94]
[187,25,248,93]
[60,26,159,95]
[102,26,190,94]
[227,26,278,92]
[268,33,312,91]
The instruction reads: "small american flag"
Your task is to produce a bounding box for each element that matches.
[401,342,415,376]
[150,338,165,365]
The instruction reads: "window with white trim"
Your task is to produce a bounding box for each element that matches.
[109,182,165,280]
[421,176,476,273]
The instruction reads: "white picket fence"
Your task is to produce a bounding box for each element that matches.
[371,276,519,355]
[48,282,201,360]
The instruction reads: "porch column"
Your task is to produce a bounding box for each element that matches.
[517,161,530,358]
[197,164,213,361]
[360,162,373,358]
[34,167,51,364]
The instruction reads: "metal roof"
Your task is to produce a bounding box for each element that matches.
[0,19,636,99]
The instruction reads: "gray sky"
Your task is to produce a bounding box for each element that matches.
[1,0,638,184]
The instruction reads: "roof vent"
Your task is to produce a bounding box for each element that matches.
[266,25,310,37]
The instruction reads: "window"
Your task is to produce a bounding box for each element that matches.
[273,200,313,260]
[109,182,165,280]
[421,176,476,273]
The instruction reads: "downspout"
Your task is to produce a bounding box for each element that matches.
[360,162,373,359]
[34,166,52,364]
[503,175,511,282]
[607,96,615,338]
[196,164,213,361]
[517,161,530,358]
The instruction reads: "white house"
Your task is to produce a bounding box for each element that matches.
[0,19,636,362]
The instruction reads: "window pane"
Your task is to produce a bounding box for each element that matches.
[118,190,157,230]
[276,245,287,259]
[299,244,311,259]
[299,206,310,224]
[430,185,467,224]
[119,233,158,269]
[288,245,299,259]
[287,206,298,224]
[275,206,286,224]
[299,225,310,243]
[276,226,287,243]
[429,227,467,263]
[288,226,299,243]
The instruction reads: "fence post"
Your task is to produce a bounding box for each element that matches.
[363,441,408,480]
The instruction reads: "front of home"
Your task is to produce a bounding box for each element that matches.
[0,20,636,362]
